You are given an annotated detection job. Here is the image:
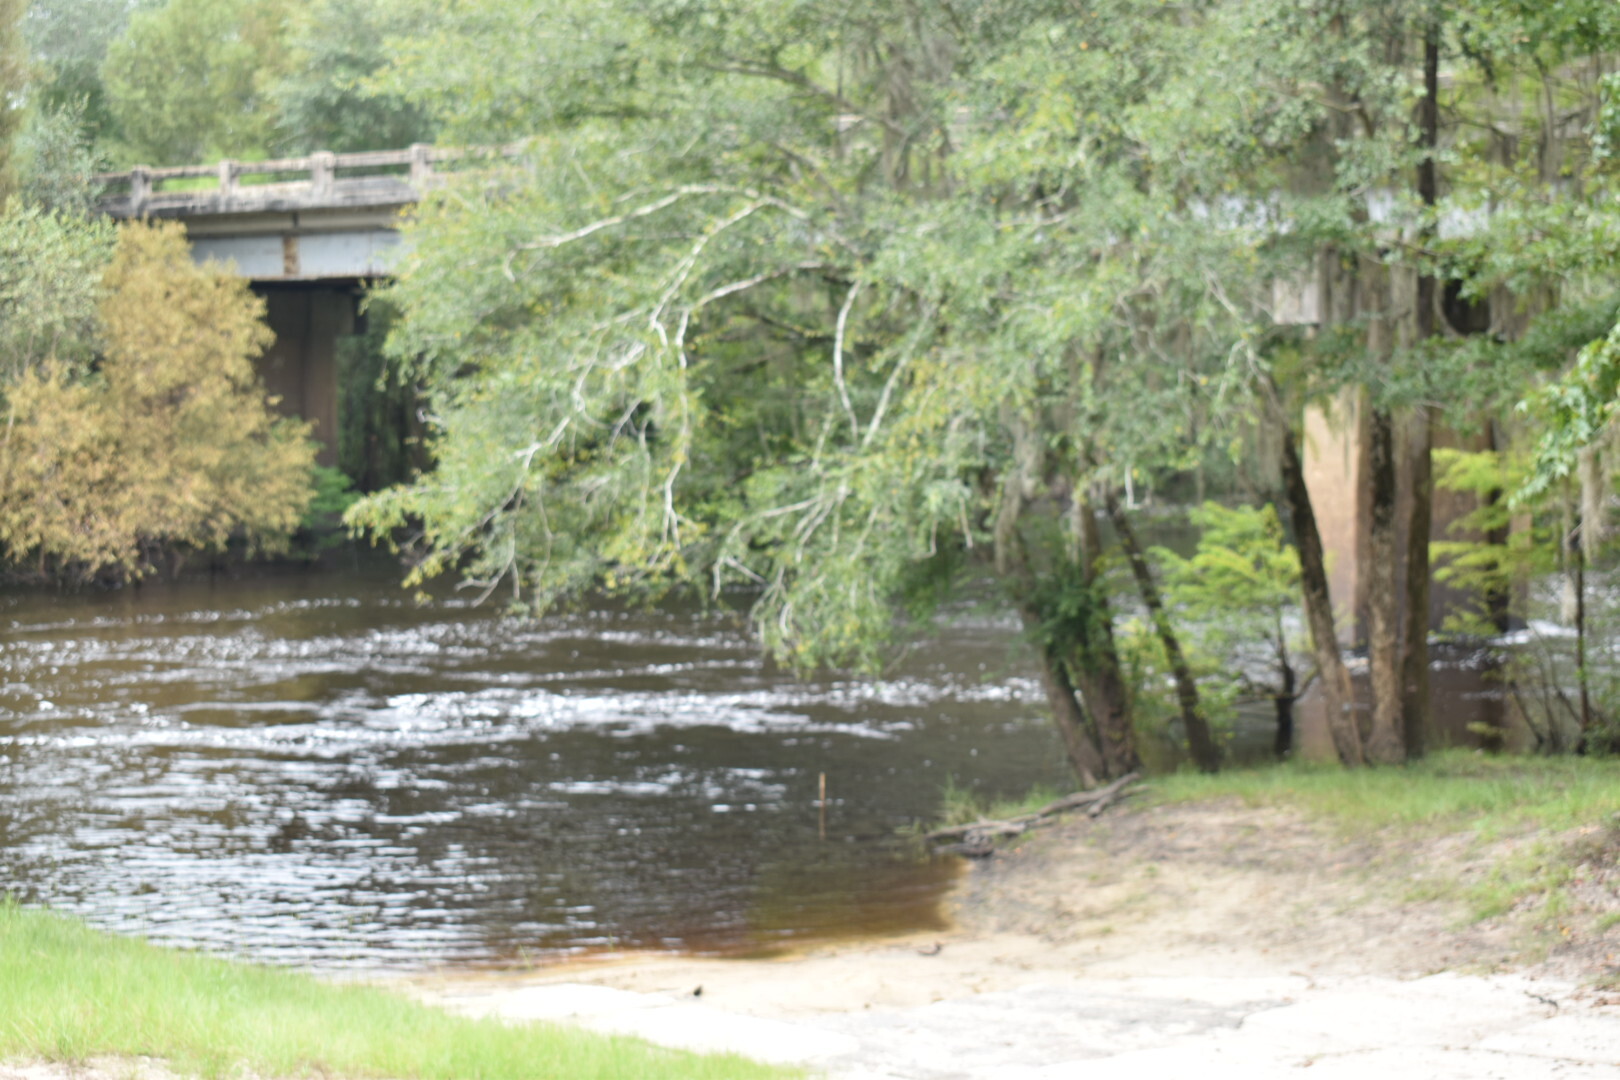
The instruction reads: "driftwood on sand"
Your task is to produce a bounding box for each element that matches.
[924,772,1143,857]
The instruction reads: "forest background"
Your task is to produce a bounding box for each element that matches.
[4,0,1620,780]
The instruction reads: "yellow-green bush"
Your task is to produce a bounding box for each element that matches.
[0,221,314,579]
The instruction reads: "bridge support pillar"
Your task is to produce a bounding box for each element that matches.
[1295,394,1505,760]
[1302,389,1370,645]
[255,285,358,468]
[1302,395,1495,646]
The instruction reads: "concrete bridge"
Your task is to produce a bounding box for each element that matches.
[94,145,507,464]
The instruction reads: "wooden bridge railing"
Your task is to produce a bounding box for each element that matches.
[94,143,521,218]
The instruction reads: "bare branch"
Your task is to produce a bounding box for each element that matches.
[833,280,862,440]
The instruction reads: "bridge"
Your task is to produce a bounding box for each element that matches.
[94,145,509,465]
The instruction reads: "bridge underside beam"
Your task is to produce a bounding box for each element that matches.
[183,207,406,282]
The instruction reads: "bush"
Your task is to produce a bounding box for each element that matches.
[0,221,315,579]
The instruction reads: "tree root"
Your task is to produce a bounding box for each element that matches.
[924,772,1143,857]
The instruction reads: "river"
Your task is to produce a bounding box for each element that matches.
[1,564,1075,972]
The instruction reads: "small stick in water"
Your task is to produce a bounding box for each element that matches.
[818,771,827,841]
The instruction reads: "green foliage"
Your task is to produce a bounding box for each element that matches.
[302,464,360,541]
[0,201,115,385]
[270,0,435,154]
[1158,504,1300,631]
[22,0,140,145]
[336,299,421,492]
[0,222,315,579]
[1114,615,1236,750]
[1153,502,1304,712]
[0,900,792,1080]
[31,0,429,167]
[1519,319,1620,505]
[0,0,23,197]
[12,98,107,215]
[350,0,1270,673]
[101,0,287,164]
[1432,445,1620,753]
[1431,448,1548,632]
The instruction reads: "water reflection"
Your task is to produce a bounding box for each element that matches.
[0,568,1065,971]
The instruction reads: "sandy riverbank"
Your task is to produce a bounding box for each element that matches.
[6,797,1616,1079]
[411,798,1620,1077]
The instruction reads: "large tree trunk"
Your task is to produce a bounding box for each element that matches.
[1274,691,1296,761]
[1103,490,1220,773]
[1074,496,1142,777]
[1277,410,1363,766]
[992,438,1119,787]
[1365,406,1405,764]
[1019,608,1106,787]
[1400,20,1440,760]
[1401,407,1433,759]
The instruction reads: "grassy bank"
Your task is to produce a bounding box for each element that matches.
[948,751,1620,949]
[1153,752,1620,926]
[0,902,793,1080]
[939,752,1620,933]
[1153,752,1620,836]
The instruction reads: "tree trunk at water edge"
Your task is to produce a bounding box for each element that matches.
[1075,497,1142,778]
[1104,490,1221,773]
[1400,408,1434,759]
[1275,645,1297,759]
[1020,609,1105,787]
[1400,20,1440,759]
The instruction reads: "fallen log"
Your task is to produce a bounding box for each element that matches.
[923,772,1142,844]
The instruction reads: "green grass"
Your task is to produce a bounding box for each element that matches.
[936,776,1067,827]
[0,902,795,1080]
[1151,751,1620,836]
[928,752,1620,935]
[1151,751,1620,926]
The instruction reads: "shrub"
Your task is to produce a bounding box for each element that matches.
[0,221,315,579]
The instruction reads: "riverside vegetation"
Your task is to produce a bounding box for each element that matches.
[0,901,795,1080]
[3,0,1620,1070]
[5,0,1620,771]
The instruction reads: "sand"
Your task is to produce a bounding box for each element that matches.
[413,798,1620,1077]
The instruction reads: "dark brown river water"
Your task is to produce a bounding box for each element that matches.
[0,565,1075,972]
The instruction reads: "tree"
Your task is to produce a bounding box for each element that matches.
[101,0,288,165]
[1125,0,1620,766]
[13,99,108,215]
[0,0,25,198]
[268,0,435,154]
[1156,503,1306,758]
[347,0,1296,782]
[1508,319,1620,750]
[0,201,114,386]
[1421,1,1620,754]
[348,0,1620,778]
[22,0,145,147]
[0,222,315,579]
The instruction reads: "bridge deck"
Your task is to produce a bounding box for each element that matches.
[94,144,514,221]
[94,144,518,282]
